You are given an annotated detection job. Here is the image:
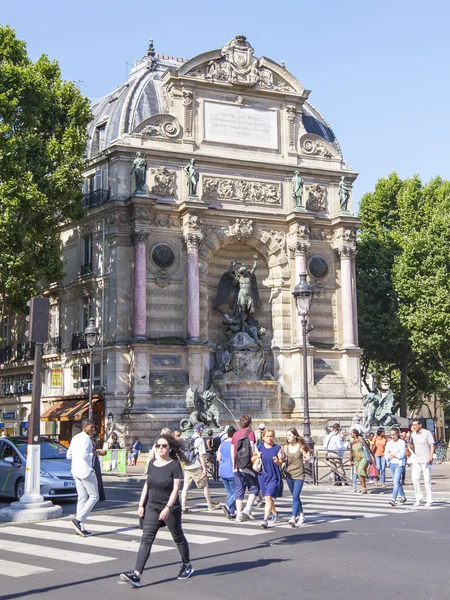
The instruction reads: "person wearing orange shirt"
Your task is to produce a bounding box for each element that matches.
[373,428,388,485]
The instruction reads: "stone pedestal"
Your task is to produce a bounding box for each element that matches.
[0,500,63,523]
[211,380,281,421]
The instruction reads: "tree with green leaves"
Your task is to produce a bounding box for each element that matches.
[357,172,450,417]
[0,25,91,323]
[394,178,450,411]
[357,173,411,416]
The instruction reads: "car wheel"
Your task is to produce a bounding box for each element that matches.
[15,478,25,500]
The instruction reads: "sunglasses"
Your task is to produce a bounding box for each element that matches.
[156,443,169,449]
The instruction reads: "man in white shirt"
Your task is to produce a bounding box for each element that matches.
[409,418,435,507]
[323,423,348,485]
[181,424,219,513]
[67,418,100,536]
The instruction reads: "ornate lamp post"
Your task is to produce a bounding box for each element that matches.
[84,318,99,421]
[292,273,315,452]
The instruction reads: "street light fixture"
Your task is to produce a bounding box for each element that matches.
[84,317,99,421]
[292,272,315,453]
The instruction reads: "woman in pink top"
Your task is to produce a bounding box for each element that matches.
[373,428,388,484]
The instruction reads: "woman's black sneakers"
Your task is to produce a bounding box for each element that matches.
[177,563,194,580]
[120,571,141,587]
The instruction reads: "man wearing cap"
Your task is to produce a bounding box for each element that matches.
[181,423,220,513]
[323,423,348,485]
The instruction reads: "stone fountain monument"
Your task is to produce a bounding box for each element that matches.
[208,255,281,420]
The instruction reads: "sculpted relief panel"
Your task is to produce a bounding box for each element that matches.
[203,176,281,205]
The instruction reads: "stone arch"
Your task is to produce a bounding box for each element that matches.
[199,226,291,281]
[199,226,291,351]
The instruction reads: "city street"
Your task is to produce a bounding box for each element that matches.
[1,472,450,600]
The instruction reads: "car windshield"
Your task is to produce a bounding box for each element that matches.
[14,441,68,459]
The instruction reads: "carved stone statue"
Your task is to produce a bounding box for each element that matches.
[339,176,351,212]
[359,388,398,432]
[184,159,199,196]
[180,387,221,432]
[214,255,261,330]
[292,171,304,208]
[131,152,147,194]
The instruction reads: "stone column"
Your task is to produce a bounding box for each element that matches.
[182,214,204,342]
[338,245,357,347]
[186,235,200,341]
[132,230,149,340]
[291,241,310,344]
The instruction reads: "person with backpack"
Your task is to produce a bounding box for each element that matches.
[217,425,237,519]
[180,423,220,513]
[231,414,260,522]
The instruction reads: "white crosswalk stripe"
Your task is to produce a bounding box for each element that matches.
[1,492,449,580]
[0,558,52,578]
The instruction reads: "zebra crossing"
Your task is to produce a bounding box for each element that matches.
[1,492,449,580]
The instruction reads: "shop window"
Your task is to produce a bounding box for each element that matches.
[51,366,62,388]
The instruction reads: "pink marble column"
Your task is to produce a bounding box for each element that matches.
[132,230,149,340]
[294,242,310,344]
[186,235,200,341]
[339,245,357,347]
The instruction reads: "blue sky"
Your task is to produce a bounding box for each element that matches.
[2,0,449,206]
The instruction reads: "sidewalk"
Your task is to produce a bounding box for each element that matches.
[104,461,450,494]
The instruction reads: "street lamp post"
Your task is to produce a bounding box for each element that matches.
[84,317,99,421]
[292,272,315,453]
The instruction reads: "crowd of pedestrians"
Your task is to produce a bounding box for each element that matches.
[65,413,439,587]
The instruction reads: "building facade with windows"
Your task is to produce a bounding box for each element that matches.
[0,36,361,446]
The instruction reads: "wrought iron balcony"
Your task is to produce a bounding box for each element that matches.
[43,336,61,355]
[82,189,111,209]
[0,345,12,364]
[16,342,36,361]
[80,262,93,276]
[72,332,87,351]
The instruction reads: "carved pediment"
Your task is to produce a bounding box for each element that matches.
[178,36,309,98]
[132,114,182,139]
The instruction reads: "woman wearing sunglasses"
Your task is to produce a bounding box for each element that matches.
[120,434,193,587]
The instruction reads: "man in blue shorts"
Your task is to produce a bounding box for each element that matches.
[231,414,260,522]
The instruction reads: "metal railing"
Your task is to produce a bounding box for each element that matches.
[82,189,111,209]
[16,342,35,362]
[71,332,87,351]
[0,345,12,364]
[80,262,93,276]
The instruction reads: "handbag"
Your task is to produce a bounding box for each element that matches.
[369,462,379,479]
[252,457,263,473]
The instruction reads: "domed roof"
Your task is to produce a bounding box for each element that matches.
[86,41,184,158]
[86,38,341,159]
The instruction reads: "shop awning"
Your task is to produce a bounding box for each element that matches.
[41,395,103,422]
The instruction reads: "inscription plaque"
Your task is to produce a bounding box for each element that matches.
[204,101,278,149]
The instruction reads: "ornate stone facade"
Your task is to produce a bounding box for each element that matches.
[7,36,361,447]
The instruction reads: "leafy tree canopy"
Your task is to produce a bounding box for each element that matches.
[0,25,91,319]
[357,173,450,416]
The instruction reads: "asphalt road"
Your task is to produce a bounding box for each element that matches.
[0,478,449,600]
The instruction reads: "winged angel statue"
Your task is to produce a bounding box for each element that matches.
[214,254,262,331]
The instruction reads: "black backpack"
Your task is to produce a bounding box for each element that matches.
[183,436,199,465]
[235,432,252,470]
[212,436,221,452]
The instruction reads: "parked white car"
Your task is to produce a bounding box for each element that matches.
[0,437,77,500]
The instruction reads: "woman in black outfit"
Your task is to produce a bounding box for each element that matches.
[119,434,193,587]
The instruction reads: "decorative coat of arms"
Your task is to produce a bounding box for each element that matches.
[189,36,291,91]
